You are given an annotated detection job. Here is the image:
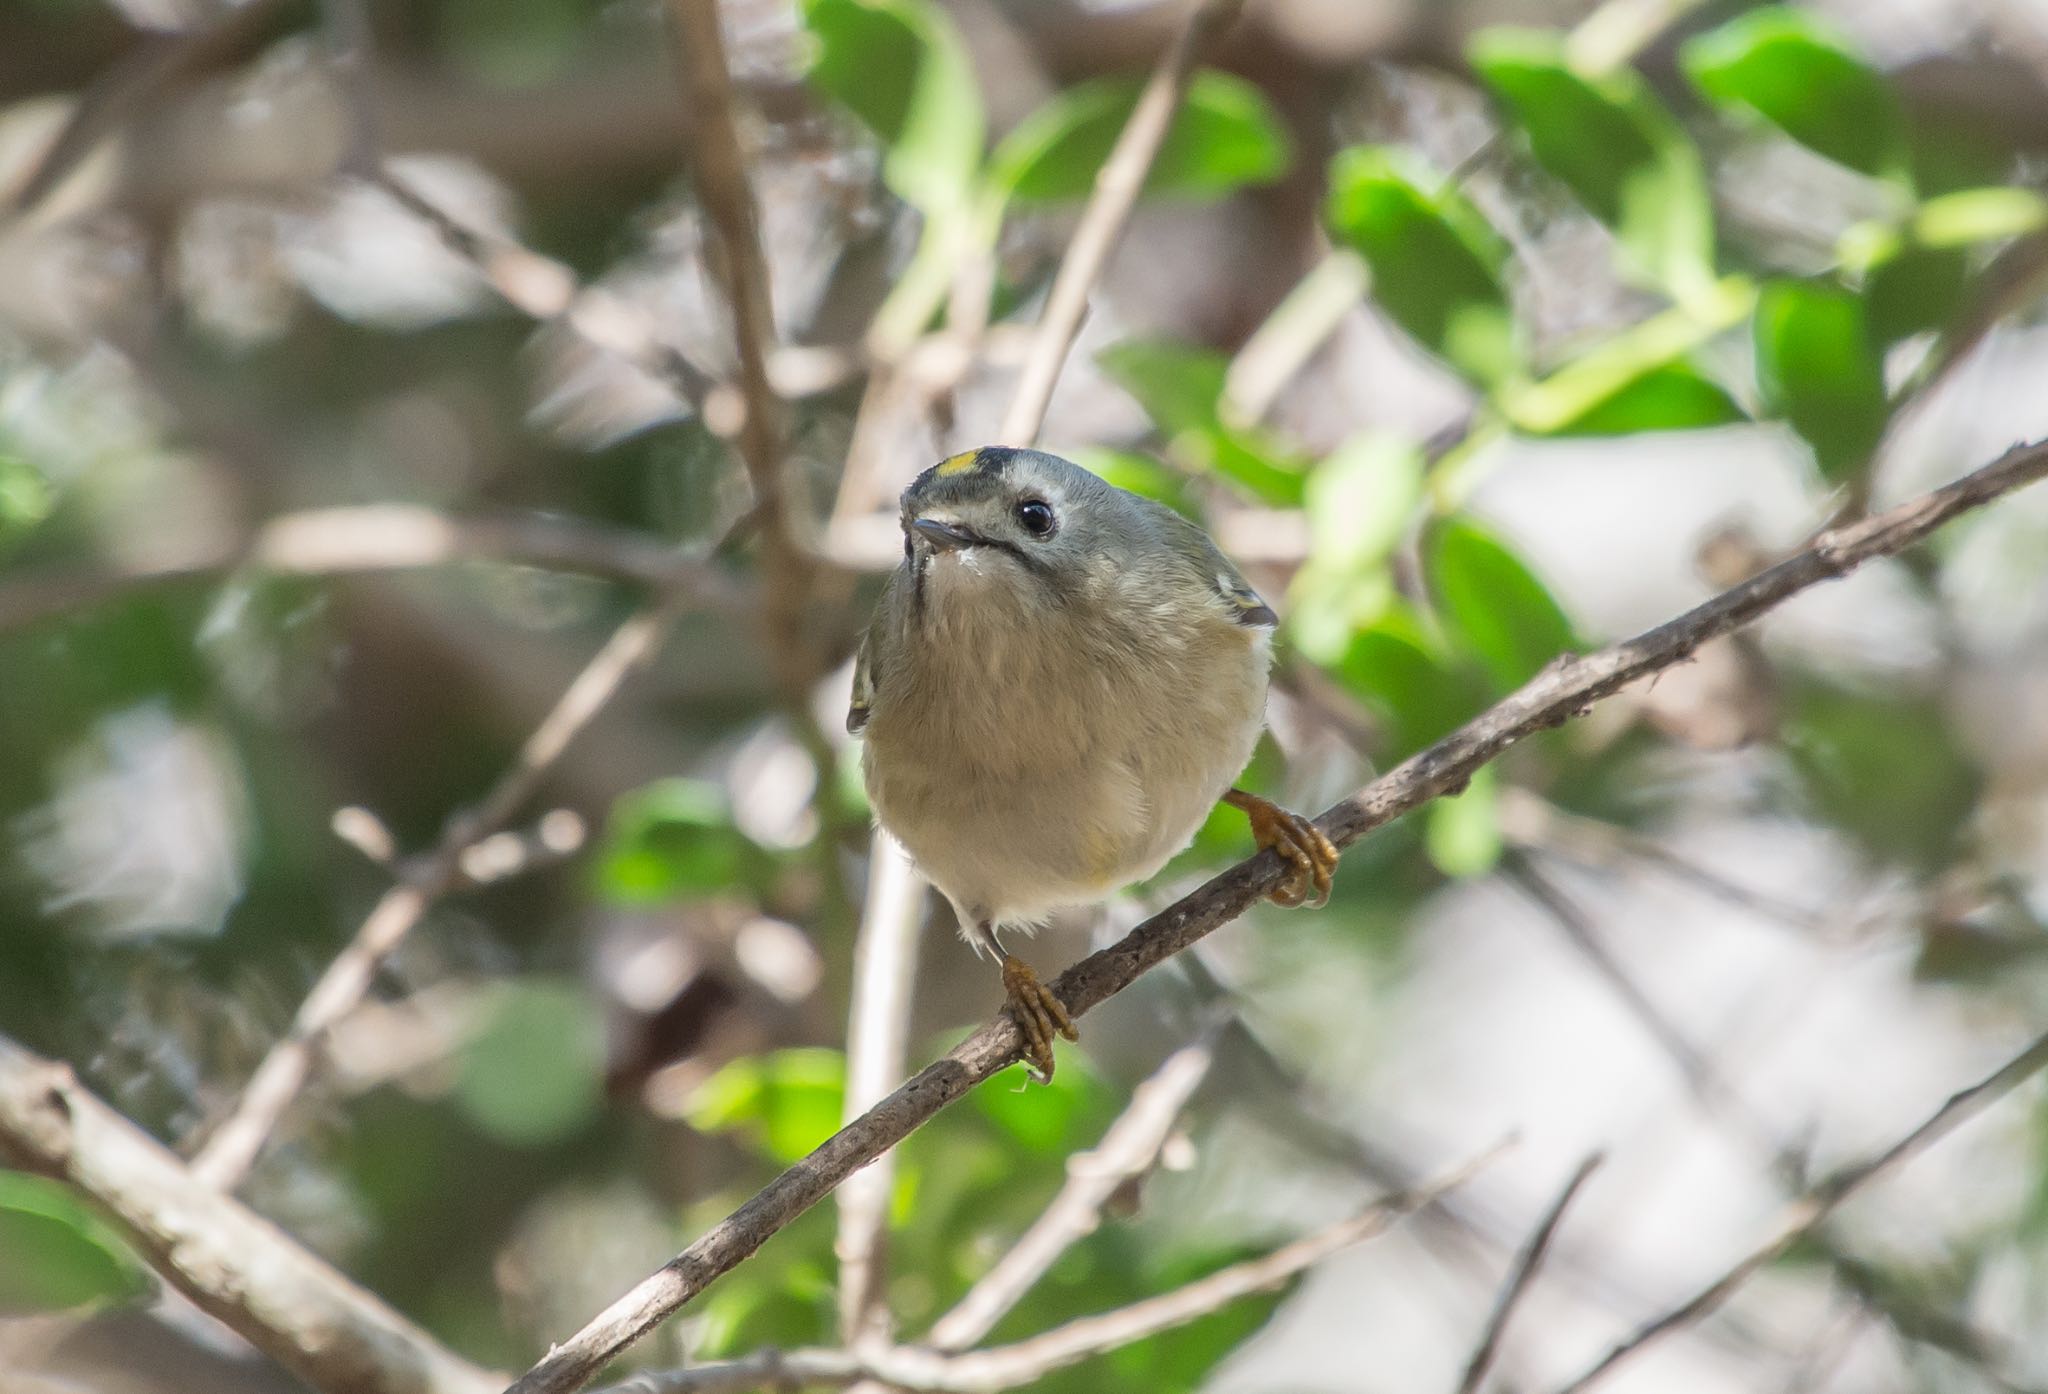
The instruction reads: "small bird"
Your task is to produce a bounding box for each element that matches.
[848,447,1339,1080]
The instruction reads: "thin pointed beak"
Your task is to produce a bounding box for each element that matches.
[910,516,980,552]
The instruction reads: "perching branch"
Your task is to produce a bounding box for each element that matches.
[1552,1025,2048,1393]
[0,1032,501,1394]
[503,441,2048,1394]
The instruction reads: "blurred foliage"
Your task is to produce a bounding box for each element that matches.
[2,0,2047,1386]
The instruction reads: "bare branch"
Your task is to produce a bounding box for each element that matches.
[1454,1154,1603,1394]
[926,1027,1219,1352]
[1553,1027,2048,1393]
[610,1140,1510,1394]
[995,0,1247,448]
[501,436,2048,1394]
[836,832,929,1350]
[190,597,686,1189]
[0,1032,501,1394]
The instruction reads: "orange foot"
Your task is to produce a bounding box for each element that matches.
[1001,953,1077,1083]
[1224,788,1339,908]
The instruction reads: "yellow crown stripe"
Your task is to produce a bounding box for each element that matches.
[935,449,982,477]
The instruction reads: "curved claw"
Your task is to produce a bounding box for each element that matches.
[1001,954,1077,1083]
[1225,789,1340,909]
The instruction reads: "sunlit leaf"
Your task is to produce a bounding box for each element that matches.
[686,1049,847,1165]
[974,1051,1111,1152]
[1683,8,1907,182]
[1095,340,1308,505]
[1551,362,1746,435]
[1068,446,1198,516]
[1471,29,1715,299]
[0,1171,148,1315]
[1304,433,1422,574]
[802,0,984,214]
[990,70,1289,205]
[595,778,764,906]
[1753,280,1889,480]
[1426,763,1502,878]
[455,979,605,1146]
[1324,147,1517,385]
[1426,519,1578,691]
[1332,603,1487,757]
[0,453,53,551]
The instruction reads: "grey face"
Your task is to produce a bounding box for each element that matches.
[897,447,1119,607]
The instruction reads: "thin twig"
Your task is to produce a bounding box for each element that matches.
[502,440,2048,1394]
[836,832,929,1351]
[926,1026,1220,1352]
[190,597,686,1189]
[1552,1026,2048,1393]
[0,1033,502,1394]
[995,0,1247,447]
[1454,1154,1603,1394]
[611,1140,1511,1394]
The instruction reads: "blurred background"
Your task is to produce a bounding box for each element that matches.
[7,0,2048,1390]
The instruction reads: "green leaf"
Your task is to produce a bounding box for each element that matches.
[1324,146,1517,386]
[1912,187,2048,247]
[973,1052,1111,1151]
[1427,519,1577,691]
[802,0,984,214]
[455,979,606,1146]
[595,778,764,906]
[686,1049,846,1165]
[1332,603,1486,757]
[0,452,53,551]
[0,1172,148,1315]
[1067,446,1197,515]
[1683,8,1907,182]
[1470,29,1715,299]
[1784,681,1981,870]
[1862,244,1969,348]
[990,70,1289,206]
[1095,340,1308,505]
[1753,280,1889,480]
[1552,362,1746,435]
[1426,764,1502,878]
[1303,433,1422,574]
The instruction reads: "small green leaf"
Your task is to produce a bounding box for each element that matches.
[0,453,53,550]
[1552,362,1746,435]
[802,0,984,214]
[1332,603,1487,757]
[990,70,1289,206]
[686,1049,847,1165]
[1095,340,1308,505]
[1784,681,1981,870]
[456,979,605,1146]
[1427,519,1577,691]
[0,1172,148,1315]
[1912,187,2048,247]
[1862,244,1969,348]
[1067,447,1197,515]
[596,778,763,905]
[1470,29,1715,298]
[973,1053,1111,1151]
[1683,8,1907,182]
[1426,764,1502,878]
[1303,433,1422,574]
[1753,280,1889,480]
[1324,147,1517,386]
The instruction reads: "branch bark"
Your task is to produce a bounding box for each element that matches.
[502,441,2048,1394]
[0,1032,501,1394]
[1454,1153,1602,1394]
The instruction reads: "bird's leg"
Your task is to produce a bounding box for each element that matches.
[1223,788,1339,908]
[972,922,1075,1082]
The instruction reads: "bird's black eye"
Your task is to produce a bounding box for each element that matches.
[1016,499,1056,538]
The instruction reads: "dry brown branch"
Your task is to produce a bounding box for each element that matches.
[1552,1026,2048,1393]
[190,596,686,1190]
[1454,1154,1602,1394]
[606,1141,1509,1394]
[502,440,2048,1394]
[0,1031,501,1394]
[926,1026,1219,1352]
[995,0,1247,447]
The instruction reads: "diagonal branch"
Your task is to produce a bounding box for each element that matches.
[995,0,1247,448]
[1454,1153,1603,1394]
[1552,1026,2048,1393]
[926,1026,1219,1352]
[0,1032,502,1394]
[501,441,2048,1394]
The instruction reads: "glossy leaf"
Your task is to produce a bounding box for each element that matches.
[1550,361,1746,435]
[455,979,605,1146]
[1683,8,1907,181]
[990,70,1289,206]
[686,1049,846,1165]
[1427,519,1578,691]
[1095,340,1308,504]
[1324,147,1517,385]
[1753,280,1889,480]
[595,778,763,905]
[802,0,984,214]
[1471,29,1715,298]
[0,1171,148,1314]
